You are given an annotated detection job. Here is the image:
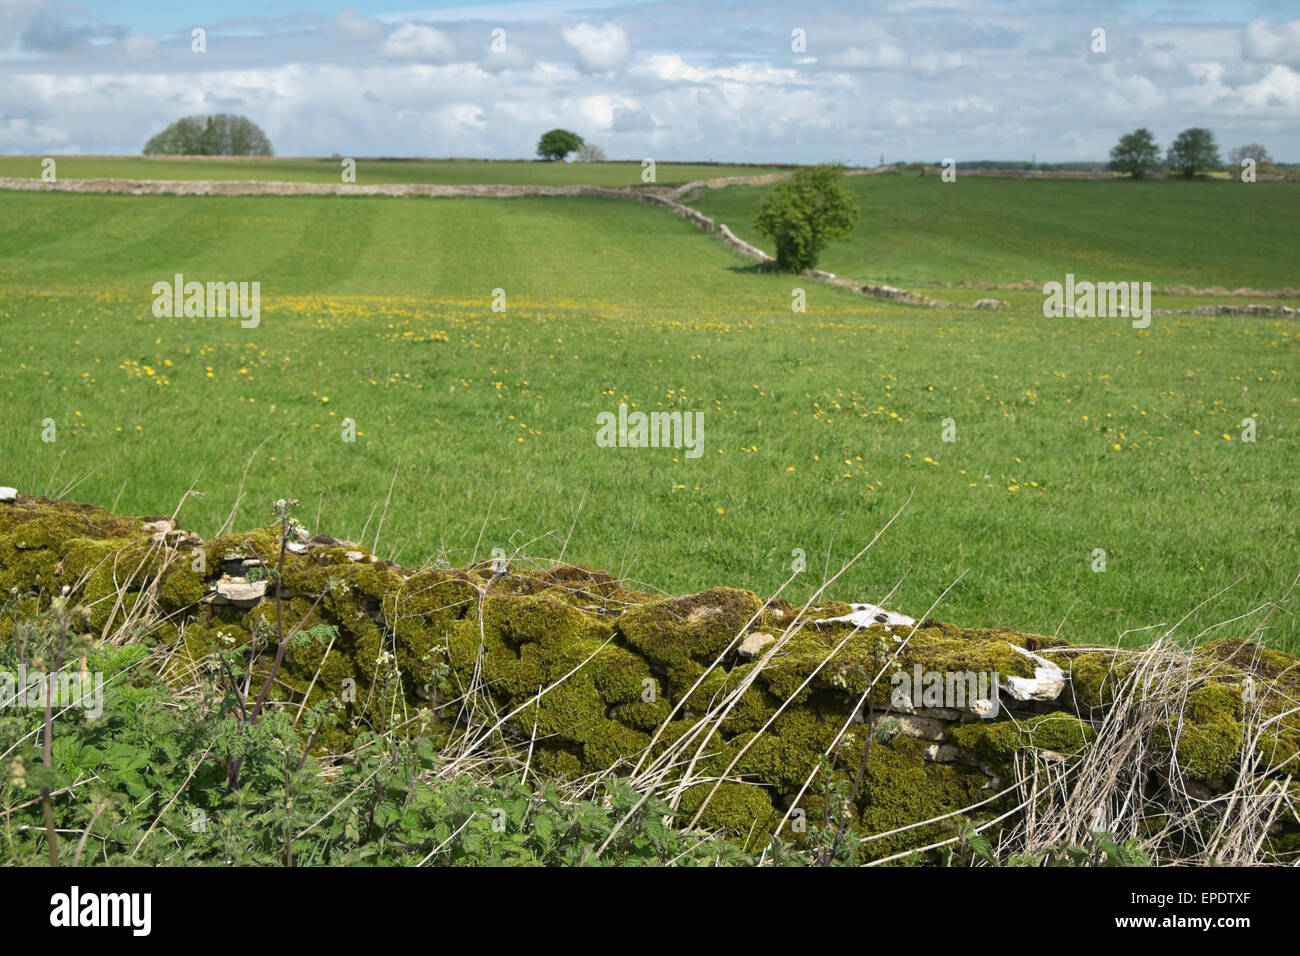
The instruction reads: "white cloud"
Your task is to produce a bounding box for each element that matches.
[577,93,642,130]
[1115,72,1164,111]
[640,53,706,82]
[562,22,629,73]
[1185,61,1231,101]
[1243,18,1300,66]
[381,23,456,63]
[1236,64,1300,110]
[634,55,799,87]
[436,103,486,131]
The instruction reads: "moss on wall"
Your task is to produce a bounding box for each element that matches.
[2,495,1297,858]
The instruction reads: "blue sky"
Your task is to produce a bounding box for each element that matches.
[3,0,1299,161]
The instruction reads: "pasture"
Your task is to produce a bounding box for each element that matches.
[0,155,780,187]
[0,178,1295,650]
[690,175,1300,295]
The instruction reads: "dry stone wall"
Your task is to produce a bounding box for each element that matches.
[1,493,1296,859]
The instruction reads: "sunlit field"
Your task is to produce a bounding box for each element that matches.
[0,155,781,187]
[1,185,1295,650]
[691,175,1300,294]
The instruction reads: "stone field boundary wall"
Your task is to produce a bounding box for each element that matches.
[1,493,1296,861]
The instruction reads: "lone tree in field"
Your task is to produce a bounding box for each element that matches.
[754,163,860,272]
[143,114,273,156]
[1166,127,1220,178]
[1109,128,1160,179]
[536,129,584,161]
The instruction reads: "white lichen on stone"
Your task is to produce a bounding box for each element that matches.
[815,603,916,632]
[1001,642,1066,701]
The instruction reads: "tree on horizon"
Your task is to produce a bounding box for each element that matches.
[143,114,273,156]
[1109,128,1160,179]
[536,129,584,162]
[1166,127,1220,178]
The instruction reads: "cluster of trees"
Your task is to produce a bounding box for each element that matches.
[1109,127,1275,179]
[143,114,273,156]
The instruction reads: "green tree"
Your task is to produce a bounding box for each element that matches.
[536,128,584,162]
[198,116,220,156]
[754,163,860,272]
[1166,127,1220,178]
[1108,128,1160,179]
[143,113,273,156]
[143,115,205,155]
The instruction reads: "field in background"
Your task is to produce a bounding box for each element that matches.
[690,176,1300,293]
[0,184,1295,650]
[0,156,781,187]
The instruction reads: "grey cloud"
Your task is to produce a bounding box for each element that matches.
[120,33,157,61]
[20,9,92,53]
[333,9,382,42]
[612,106,656,131]
[480,43,534,72]
[202,92,250,110]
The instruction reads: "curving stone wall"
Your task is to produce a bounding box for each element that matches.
[715,224,772,262]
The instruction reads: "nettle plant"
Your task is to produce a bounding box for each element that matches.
[217,499,341,793]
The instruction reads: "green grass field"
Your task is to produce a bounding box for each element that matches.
[0,180,1296,650]
[691,176,1300,292]
[0,156,780,187]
